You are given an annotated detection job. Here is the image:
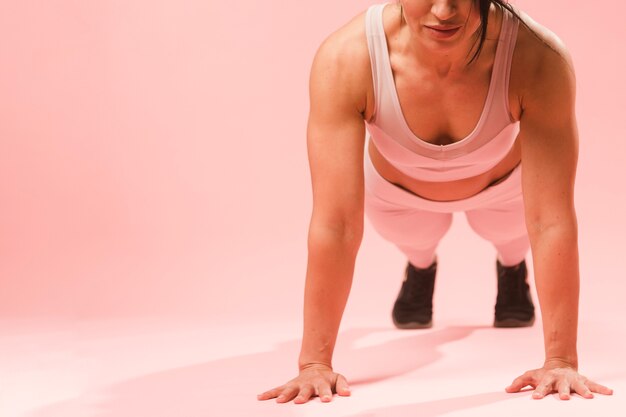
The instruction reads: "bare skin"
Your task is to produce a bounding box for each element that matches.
[258,0,613,404]
[367,1,522,201]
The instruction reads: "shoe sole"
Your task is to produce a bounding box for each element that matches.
[392,317,433,329]
[493,316,535,328]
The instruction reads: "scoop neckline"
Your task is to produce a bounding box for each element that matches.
[378,2,509,150]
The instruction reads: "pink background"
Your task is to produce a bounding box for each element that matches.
[1,1,624,416]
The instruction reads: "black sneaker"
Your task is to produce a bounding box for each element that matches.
[494,259,535,328]
[392,259,437,329]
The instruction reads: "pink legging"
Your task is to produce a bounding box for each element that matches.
[363,148,530,269]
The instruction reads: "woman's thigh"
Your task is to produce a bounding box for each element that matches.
[364,192,453,248]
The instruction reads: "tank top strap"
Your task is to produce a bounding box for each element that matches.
[491,6,520,123]
[364,3,389,123]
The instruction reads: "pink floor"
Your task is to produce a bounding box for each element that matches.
[2,318,624,417]
[3,215,624,416]
[3,310,625,417]
[1,1,625,416]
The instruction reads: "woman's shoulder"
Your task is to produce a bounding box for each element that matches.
[509,7,576,112]
[512,8,575,81]
[310,8,374,119]
[313,8,371,73]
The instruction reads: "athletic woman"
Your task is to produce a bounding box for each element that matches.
[257,0,613,404]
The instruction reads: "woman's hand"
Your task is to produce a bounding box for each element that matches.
[257,364,351,404]
[506,361,614,400]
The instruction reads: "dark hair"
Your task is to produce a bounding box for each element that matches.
[469,0,538,65]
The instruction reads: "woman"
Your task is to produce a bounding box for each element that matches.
[258,0,613,404]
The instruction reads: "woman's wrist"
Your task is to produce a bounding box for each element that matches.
[543,357,578,370]
[544,338,578,370]
[298,360,333,372]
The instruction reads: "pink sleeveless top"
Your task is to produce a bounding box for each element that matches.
[364,3,520,182]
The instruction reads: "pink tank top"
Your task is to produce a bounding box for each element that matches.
[364,3,520,182]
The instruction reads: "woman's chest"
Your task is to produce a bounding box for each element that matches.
[363,57,523,143]
[397,72,492,145]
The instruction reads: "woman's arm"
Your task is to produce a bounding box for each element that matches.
[299,31,368,375]
[258,25,369,404]
[506,34,612,400]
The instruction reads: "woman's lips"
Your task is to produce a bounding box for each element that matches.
[424,25,461,39]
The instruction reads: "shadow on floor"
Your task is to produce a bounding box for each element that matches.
[28,325,496,417]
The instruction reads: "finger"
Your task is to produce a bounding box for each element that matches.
[557,381,571,401]
[586,380,614,396]
[572,380,594,399]
[276,386,299,403]
[318,383,333,403]
[257,386,284,401]
[293,385,315,404]
[506,375,534,393]
[335,374,352,396]
[532,381,554,399]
